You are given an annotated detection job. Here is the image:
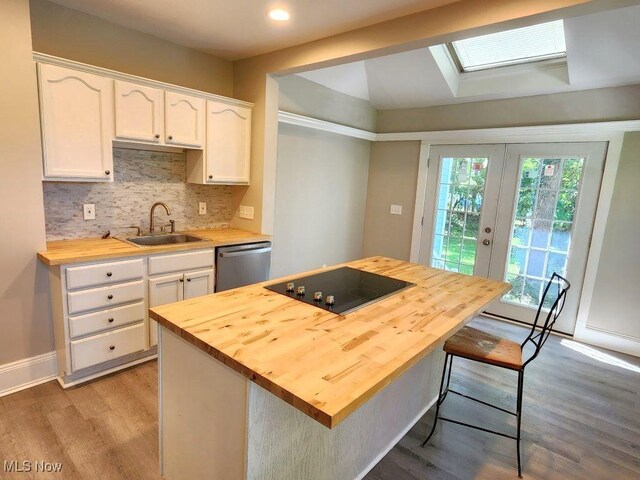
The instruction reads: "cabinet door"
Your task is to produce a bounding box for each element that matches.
[38,63,114,181]
[164,92,205,148]
[183,269,214,300]
[148,273,185,347]
[114,80,163,143]
[205,101,251,184]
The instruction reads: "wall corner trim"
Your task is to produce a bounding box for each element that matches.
[0,351,57,398]
[278,111,377,141]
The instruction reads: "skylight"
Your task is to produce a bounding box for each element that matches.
[450,20,566,72]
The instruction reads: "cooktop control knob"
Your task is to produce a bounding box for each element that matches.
[325,295,335,306]
[313,291,323,302]
[296,286,306,296]
[286,282,295,293]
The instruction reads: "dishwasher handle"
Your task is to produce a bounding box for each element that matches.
[218,246,272,258]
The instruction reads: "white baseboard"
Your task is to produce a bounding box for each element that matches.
[574,325,640,357]
[0,351,57,398]
[354,395,437,480]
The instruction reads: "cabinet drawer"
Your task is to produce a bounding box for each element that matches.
[66,258,144,290]
[69,301,145,339]
[67,280,144,315]
[70,323,145,371]
[148,249,214,276]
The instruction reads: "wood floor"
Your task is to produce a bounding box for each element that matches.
[0,317,638,479]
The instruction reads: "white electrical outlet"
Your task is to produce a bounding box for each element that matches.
[83,203,96,220]
[239,205,254,220]
[199,202,207,215]
[390,204,403,215]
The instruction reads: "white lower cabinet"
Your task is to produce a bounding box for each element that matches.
[48,249,215,386]
[69,301,145,339]
[70,323,146,371]
[148,268,214,347]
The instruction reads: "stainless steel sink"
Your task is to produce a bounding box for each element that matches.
[118,233,206,247]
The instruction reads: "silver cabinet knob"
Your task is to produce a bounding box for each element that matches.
[296,286,305,296]
[286,282,295,292]
[482,239,491,246]
[313,292,323,302]
[325,295,335,306]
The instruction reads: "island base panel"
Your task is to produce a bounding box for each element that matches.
[160,327,248,480]
[246,348,444,480]
[159,325,444,480]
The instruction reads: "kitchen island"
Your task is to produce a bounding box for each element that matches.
[149,257,510,480]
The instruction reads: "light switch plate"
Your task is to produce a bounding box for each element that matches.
[390,204,403,215]
[83,203,96,220]
[239,205,254,220]
[199,202,207,215]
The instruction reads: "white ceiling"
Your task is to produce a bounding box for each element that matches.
[46,0,459,60]
[296,4,640,109]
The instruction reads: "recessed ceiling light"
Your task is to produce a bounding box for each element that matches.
[267,8,290,22]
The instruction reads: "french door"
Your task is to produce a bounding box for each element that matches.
[420,142,607,334]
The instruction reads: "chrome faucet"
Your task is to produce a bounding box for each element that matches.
[149,202,172,233]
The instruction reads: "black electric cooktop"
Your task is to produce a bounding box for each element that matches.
[265,267,415,315]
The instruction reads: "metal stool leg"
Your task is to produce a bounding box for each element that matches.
[516,370,524,478]
[421,353,451,447]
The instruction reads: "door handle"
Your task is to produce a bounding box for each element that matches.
[482,239,491,246]
[218,247,272,258]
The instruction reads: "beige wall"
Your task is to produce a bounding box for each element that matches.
[0,0,53,364]
[278,75,376,131]
[377,85,640,132]
[363,142,421,261]
[586,132,640,339]
[271,76,376,276]
[29,0,233,96]
[271,123,370,277]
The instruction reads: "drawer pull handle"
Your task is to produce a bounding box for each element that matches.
[179,278,184,283]
[186,278,191,282]
[106,272,113,277]
[108,318,114,323]
[107,294,113,300]
[109,345,116,351]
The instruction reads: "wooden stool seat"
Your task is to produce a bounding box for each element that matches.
[444,326,523,370]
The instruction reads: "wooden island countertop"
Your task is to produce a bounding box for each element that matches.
[37,228,271,266]
[150,256,510,428]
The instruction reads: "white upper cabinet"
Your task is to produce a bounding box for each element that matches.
[38,63,114,181]
[205,101,251,184]
[114,80,164,143]
[164,92,205,148]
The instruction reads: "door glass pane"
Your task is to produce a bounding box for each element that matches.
[431,157,487,274]
[503,156,585,307]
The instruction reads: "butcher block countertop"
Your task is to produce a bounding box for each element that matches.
[37,228,271,266]
[149,256,510,428]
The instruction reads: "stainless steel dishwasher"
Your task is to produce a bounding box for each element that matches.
[215,242,272,292]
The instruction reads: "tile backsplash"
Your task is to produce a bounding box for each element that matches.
[43,148,233,240]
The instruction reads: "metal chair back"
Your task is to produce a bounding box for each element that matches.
[521,272,570,368]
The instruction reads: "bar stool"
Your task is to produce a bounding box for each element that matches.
[421,273,570,477]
